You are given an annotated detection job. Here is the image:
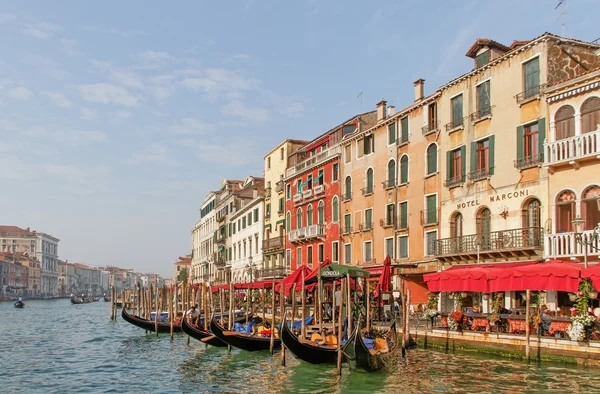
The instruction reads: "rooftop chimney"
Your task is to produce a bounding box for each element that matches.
[26,227,30,232]
[387,105,396,116]
[376,100,387,121]
[413,79,425,102]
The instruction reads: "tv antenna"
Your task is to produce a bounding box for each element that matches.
[357,91,363,111]
[555,0,568,35]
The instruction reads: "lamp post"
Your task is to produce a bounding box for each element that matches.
[571,216,600,269]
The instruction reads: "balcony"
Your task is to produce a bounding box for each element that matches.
[216,233,226,244]
[286,145,341,178]
[422,121,439,136]
[259,266,289,280]
[434,227,544,262]
[302,189,313,199]
[380,217,395,229]
[544,128,600,171]
[545,230,600,260]
[469,168,492,182]
[293,193,302,203]
[288,224,325,243]
[361,185,374,196]
[359,222,373,232]
[445,118,464,132]
[342,192,352,202]
[469,106,492,122]
[265,187,272,198]
[420,209,439,226]
[515,83,546,105]
[341,225,353,235]
[382,180,396,190]
[275,181,284,194]
[262,236,285,252]
[444,175,465,189]
[214,258,226,268]
[396,135,410,146]
[313,184,325,196]
[514,154,544,170]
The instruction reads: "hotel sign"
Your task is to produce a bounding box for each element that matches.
[456,189,530,210]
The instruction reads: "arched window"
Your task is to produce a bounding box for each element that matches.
[582,186,600,230]
[318,200,325,224]
[555,105,575,140]
[476,207,491,249]
[332,196,339,223]
[344,176,352,200]
[366,168,374,193]
[286,211,291,232]
[450,212,463,238]
[296,207,303,229]
[387,160,396,187]
[581,97,600,133]
[555,190,576,233]
[400,155,409,184]
[306,205,313,226]
[426,144,438,175]
[523,198,541,229]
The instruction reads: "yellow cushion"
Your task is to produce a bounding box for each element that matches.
[310,333,323,342]
[325,335,337,346]
[375,338,387,350]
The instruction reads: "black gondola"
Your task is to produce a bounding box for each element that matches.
[181,313,248,348]
[14,301,24,308]
[210,317,281,352]
[121,308,183,334]
[280,315,338,364]
[344,319,399,372]
[71,297,88,304]
[103,296,111,302]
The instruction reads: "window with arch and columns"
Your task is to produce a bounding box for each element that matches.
[450,212,463,238]
[553,96,600,141]
[306,205,313,226]
[344,176,352,200]
[387,159,396,187]
[582,186,600,230]
[400,155,409,184]
[581,97,600,133]
[426,144,438,175]
[554,105,575,140]
[555,190,576,233]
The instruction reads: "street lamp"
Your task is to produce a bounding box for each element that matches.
[571,216,600,269]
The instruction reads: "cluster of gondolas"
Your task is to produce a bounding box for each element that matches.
[71,295,100,304]
[121,259,399,373]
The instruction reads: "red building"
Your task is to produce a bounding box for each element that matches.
[284,112,377,270]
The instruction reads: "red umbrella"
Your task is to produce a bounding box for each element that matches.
[582,263,600,291]
[487,259,582,292]
[275,265,311,296]
[304,258,333,283]
[373,255,392,299]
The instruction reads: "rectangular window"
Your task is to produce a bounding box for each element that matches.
[307,245,313,268]
[318,244,324,263]
[332,163,339,182]
[286,184,291,199]
[280,148,285,160]
[332,241,339,263]
[345,145,352,163]
[364,134,374,155]
[524,123,539,158]
[477,139,489,170]
[523,57,540,99]
[364,241,372,262]
[247,212,252,226]
[267,157,271,169]
[297,178,302,193]
[425,231,437,256]
[307,175,313,190]
[343,124,356,135]
[242,217,246,229]
[425,195,437,224]
[451,94,463,128]
[357,139,364,158]
[398,236,408,258]
[364,208,373,230]
[278,198,284,214]
[318,169,324,186]
[253,208,259,222]
[428,103,437,130]
[344,243,351,265]
[398,202,408,229]
[400,116,409,143]
[476,80,491,118]
[384,237,394,259]
[388,122,396,145]
[344,214,352,233]
[386,203,395,227]
[470,136,495,179]
[476,50,490,68]
[286,249,291,269]
[297,247,302,266]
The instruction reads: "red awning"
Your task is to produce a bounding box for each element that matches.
[406,280,429,304]
[364,266,384,276]
[487,260,583,293]
[275,265,311,296]
[210,284,230,293]
[304,259,332,283]
[234,280,275,290]
[582,264,600,291]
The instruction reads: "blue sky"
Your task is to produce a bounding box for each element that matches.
[0,0,597,276]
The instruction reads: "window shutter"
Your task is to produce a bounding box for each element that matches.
[470,141,477,174]
[366,209,372,226]
[388,123,396,144]
[400,203,407,228]
[537,118,546,158]
[446,150,453,179]
[488,135,495,175]
[460,145,466,180]
[516,125,524,160]
[363,138,368,154]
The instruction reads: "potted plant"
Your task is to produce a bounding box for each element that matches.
[448,311,464,331]
[567,315,596,341]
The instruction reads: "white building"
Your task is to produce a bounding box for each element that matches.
[192,191,218,283]
[230,182,264,283]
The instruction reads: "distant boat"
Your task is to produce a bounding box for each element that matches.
[121,308,183,334]
[103,296,111,302]
[14,301,24,309]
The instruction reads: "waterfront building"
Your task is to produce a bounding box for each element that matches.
[432,33,600,312]
[174,255,192,281]
[230,177,265,282]
[285,112,377,270]
[0,260,8,297]
[261,139,308,280]
[192,191,218,284]
[544,70,600,268]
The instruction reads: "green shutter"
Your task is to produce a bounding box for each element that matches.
[366,209,372,226]
[537,118,546,158]
[470,141,477,175]
[460,145,466,180]
[266,203,271,216]
[488,135,495,175]
[400,202,407,228]
[388,123,396,144]
[401,117,409,142]
[446,150,453,180]
[516,125,524,160]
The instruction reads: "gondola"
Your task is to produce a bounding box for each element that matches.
[181,312,249,348]
[71,297,89,304]
[14,301,24,308]
[210,317,281,352]
[121,308,183,334]
[103,296,111,302]
[280,315,338,364]
[344,319,399,372]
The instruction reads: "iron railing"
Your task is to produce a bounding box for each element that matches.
[275,181,284,193]
[445,118,464,131]
[420,209,439,226]
[362,185,374,196]
[259,266,289,279]
[397,135,410,146]
[382,180,396,189]
[360,222,373,231]
[422,121,439,136]
[262,236,285,251]
[514,154,544,169]
[469,168,492,182]
[434,227,544,256]
[342,225,353,235]
[444,175,465,188]
[515,83,546,104]
[470,106,492,122]
[380,217,395,228]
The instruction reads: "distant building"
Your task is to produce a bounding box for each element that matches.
[174,255,192,281]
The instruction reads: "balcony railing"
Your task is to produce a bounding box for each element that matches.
[382,180,396,189]
[288,224,325,243]
[293,193,302,203]
[380,217,395,228]
[514,153,544,170]
[420,209,439,226]
[422,121,439,136]
[302,189,313,199]
[396,135,410,146]
[470,106,492,122]
[285,145,341,178]
[445,118,464,131]
[216,233,226,244]
[342,192,352,202]
[515,83,546,104]
[342,225,353,235]
[259,266,289,279]
[215,258,226,268]
[360,222,373,232]
[544,128,600,167]
[361,185,374,196]
[262,236,285,251]
[545,230,600,259]
[313,184,325,195]
[469,168,492,182]
[444,175,465,188]
[275,181,284,194]
[434,227,543,257]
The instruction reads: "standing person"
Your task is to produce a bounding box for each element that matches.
[334,287,341,317]
[187,305,199,324]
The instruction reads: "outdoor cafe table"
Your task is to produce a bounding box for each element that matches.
[548,316,572,335]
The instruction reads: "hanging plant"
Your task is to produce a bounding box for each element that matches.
[426,292,439,310]
[575,279,593,316]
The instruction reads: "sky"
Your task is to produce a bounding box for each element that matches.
[0,0,598,277]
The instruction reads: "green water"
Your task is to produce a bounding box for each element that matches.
[2,299,600,393]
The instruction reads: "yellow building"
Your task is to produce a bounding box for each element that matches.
[544,69,600,266]
[262,139,308,279]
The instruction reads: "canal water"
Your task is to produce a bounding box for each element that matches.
[2,299,600,393]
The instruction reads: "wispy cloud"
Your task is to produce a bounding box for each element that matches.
[60,38,80,56]
[5,86,32,100]
[21,21,62,39]
[24,127,108,146]
[43,91,72,108]
[181,68,260,100]
[170,117,214,135]
[80,108,98,121]
[85,26,147,38]
[24,54,70,80]
[122,143,177,166]
[78,83,139,107]
[0,13,16,24]
[221,100,270,123]
[132,51,176,70]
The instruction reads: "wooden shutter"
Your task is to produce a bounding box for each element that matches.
[400,202,407,228]
[470,141,477,174]
[401,117,409,142]
[537,118,546,158]
[516,125,524,160]
[366,209,372,226]
[524,57,539,93]
[488,136,495,175]
[388,123,396,144]
[446,150,453,180]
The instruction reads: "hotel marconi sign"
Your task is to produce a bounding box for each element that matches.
[455,189,531,211]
